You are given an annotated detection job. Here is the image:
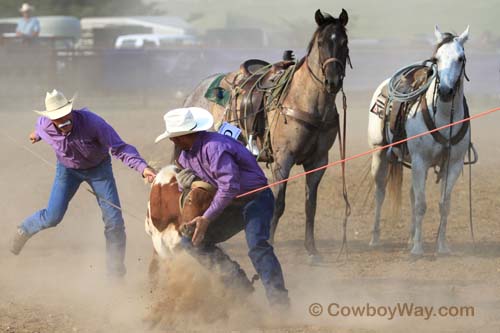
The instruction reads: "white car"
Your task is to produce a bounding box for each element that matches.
[114,33,199,49]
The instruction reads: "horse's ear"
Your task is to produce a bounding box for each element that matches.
[457,25,470,45]
[434,25,444,44]
[315,9,325,26]
[339,8,348,26]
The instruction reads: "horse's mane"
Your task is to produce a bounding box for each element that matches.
[432,32,457,57]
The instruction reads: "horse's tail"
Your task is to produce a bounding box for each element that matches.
[386,161,403,221]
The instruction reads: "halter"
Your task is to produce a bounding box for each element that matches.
[304,29,352,91]
[306,55,351,88]
[431,50,468,115]
[430,34,470,101]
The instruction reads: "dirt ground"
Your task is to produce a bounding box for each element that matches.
[1,70,500,331]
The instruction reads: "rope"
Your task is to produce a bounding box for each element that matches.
[1,132,145,223]
[236,106,500,199]
[468,124,476,245]
[337,88,351,259]
[232,62,297,160]
[435,89,455,250]
[85,188,145,222]
[3,133,56,169]
[387,61,437,103]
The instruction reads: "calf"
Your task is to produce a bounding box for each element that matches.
[145,165,215,282]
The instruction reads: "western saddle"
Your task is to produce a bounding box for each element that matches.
[370,66,431,159]
[205,51,298,162]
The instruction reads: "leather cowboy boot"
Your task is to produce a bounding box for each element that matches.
[10,228,31,255]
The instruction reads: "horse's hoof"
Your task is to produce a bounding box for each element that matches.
[307,253,323,265]
[408,254,422,262]
[437,246,452,256]
[410,244,424,257]
[369,237,380,247]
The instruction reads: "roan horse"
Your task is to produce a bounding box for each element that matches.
[368,26,471,255]
[182,9,350,258]
[145,165,215,282]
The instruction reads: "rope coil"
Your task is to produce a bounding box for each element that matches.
[387,60,437,103]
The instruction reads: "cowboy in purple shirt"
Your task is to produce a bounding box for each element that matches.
[10,89,156,277]
[155,107,289,307]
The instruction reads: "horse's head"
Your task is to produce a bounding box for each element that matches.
[432,25,469,102]
[308,9,349,94]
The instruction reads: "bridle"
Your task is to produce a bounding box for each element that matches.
[430,35,470,99]
[306,55,351,88]
[304,29,352,91]
[430,42,469,111]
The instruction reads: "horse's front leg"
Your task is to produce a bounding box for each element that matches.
[410,159,429,256]
[437,160,462,255]
[408,186,416,249]
[370,148,389,246]
[303,154,328,257]
[270,153,295,244]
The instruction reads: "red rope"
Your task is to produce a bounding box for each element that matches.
[236,106,500,198]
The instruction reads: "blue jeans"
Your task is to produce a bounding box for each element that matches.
[20,156,126,277]
[184,188,288,305]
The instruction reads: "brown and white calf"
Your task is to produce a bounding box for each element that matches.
[145,166,214,282]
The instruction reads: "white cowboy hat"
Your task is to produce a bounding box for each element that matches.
[34,89,77,120]
[19,3,34,12]
[155,107,214,143]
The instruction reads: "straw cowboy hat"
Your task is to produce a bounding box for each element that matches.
[155,107,213,143]
[19,3,34,12]
[34,89,77,120]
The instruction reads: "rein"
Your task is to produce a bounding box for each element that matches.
[285,30,352,257]
[337,88,351,259]
[426,60,469,146]
[304,34,352,258]
[430,60,476,246]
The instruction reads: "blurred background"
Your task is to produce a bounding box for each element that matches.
[0,0,498,109]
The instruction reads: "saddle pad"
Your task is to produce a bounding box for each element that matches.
[204,74,231,106]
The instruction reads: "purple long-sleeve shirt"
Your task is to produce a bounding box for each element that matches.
[178,131,268,221]
[35,108,148,173]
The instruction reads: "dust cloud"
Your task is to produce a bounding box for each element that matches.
[145,252,266,331]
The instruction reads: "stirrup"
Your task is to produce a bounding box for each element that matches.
[245,134,260,156]
[387,146,403,163]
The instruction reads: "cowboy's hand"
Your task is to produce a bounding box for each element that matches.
[186,216,210,246]
[143,167,157,183]
[29,131,40,144]
[176,168,196,189]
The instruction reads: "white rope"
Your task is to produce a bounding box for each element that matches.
[1,132,145,222]
[3,132,55,169]
[387,61,437,102]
